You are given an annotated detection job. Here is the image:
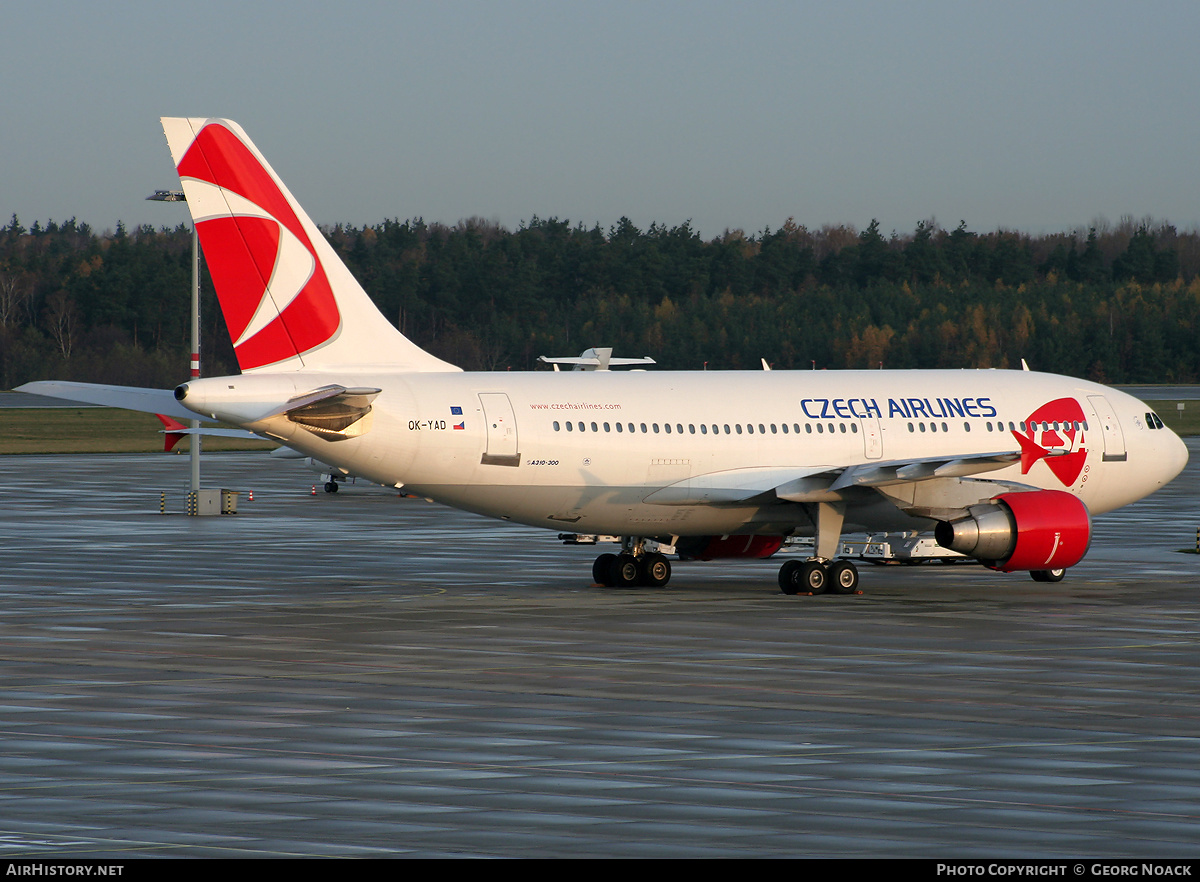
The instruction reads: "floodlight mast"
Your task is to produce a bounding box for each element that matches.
[146,190,201,494]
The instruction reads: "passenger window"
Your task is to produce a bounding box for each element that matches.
[566,422,573,432]
[838,423,846,433]
[664,423,672,434]
[772,424,779,434]
[616,422,623,433]
[689,424,696,434]
[759,424,766,434]
[653,423,659,433]
[578,422,585,432]
[850,423,858,433]
[816,424,824,434]
[964,422,970,432]
[604,422,610,432]
[677,424,683,434]
[736,424,743,434]
[907,422,914,433]
[701,424,708,434]
[941,422,948,432]
[553,421,560,431]
[724,425,731,434]
[805,424,812,434]
[640,423,647,433]
[591,422,598,432]
[746,424,753,434]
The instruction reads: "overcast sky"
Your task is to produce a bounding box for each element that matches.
[4,1,1198,239]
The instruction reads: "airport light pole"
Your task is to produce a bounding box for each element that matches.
[146,189,201,495]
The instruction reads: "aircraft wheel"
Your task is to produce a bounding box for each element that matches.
[608,553,641,588]
[325,481,339,493]
[829,560,859,595]
[1030,568,1066,583]
[641,552,671,588]
[800,561,828,595]
[778,560,802,595]
[593,553,616,587]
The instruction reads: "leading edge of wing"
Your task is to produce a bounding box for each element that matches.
[15,381,199,422]
[643,449,1043,506]
[642,466,839,505]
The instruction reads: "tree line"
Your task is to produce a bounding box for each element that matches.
[2,212,1198,390]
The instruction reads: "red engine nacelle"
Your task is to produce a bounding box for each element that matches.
[934,489,1092,572]
[676,535,784,561]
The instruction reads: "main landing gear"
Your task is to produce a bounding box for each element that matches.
[776,501,859,596]
[593,549,673,588]
[777,558,860,596]
[592,538,673,588]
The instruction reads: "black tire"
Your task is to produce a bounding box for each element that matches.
[778,560,802,595]
[641,552,672,587]
[800,561,828,595]
[829,560,859,595]
[593,553,616,586]
[1030,568,1066,583]
[609,553,641,588]
[325,481,339,493]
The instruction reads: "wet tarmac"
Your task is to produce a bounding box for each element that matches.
[0,445,1198,858]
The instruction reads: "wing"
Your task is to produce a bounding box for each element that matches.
[643,447,1070,514]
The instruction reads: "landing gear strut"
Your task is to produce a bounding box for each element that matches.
[778,502,859,596]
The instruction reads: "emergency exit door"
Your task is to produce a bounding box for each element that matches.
[479,393,520,466]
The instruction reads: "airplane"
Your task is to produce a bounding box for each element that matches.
[20,118,1190,594]
[538,348,656,371]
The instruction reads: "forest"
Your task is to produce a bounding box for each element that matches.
[1,212,1198,390]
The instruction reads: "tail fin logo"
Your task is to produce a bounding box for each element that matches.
[176,122,340,370]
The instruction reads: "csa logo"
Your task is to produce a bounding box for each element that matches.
[1012,397,1088,486]
[177,122,341,371]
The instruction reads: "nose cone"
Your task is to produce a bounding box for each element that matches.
[1162,428,1190,485]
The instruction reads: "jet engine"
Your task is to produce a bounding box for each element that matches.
[676,535,784,561]
[934,489,1092,572]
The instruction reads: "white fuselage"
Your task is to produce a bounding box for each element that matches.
[183,368,1188,541]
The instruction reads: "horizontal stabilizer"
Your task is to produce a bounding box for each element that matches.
[17,381,200,422]
[538,348,656,371]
